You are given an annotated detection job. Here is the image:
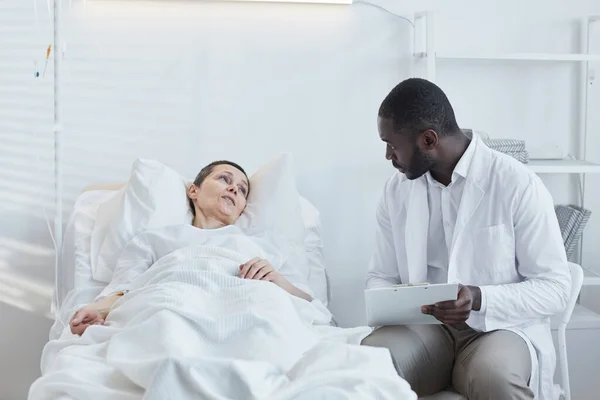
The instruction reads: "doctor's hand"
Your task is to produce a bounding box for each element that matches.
[421,285,482,326]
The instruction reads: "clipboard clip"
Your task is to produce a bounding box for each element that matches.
[392,282,430,288]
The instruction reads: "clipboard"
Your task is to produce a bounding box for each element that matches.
[365,283,459,326]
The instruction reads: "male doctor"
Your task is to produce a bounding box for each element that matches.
[362,78,571,400]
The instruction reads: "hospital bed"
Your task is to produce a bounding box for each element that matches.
[32,158,425,400]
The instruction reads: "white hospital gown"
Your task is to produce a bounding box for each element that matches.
[97,224,313,300]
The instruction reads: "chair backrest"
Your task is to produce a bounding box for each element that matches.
[557,262,584,400]
[561,262,584,325]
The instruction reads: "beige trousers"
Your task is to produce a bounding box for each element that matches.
[361,324,534,399]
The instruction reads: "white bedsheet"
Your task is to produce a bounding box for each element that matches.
[30,244,416,400]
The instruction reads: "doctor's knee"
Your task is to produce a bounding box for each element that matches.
[457,365,533,400]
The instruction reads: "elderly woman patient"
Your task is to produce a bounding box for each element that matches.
[70,161,311,335]
[29,160,417,400]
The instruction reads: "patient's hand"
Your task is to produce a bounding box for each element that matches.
[239,258,287,287]
[70,307,107,336]
[239,258,313,302]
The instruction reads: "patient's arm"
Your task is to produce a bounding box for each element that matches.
[71,233,156,336]
[277,280,314,302]
[240,258,313,302]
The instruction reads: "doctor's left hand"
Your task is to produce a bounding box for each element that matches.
[421,285,481,325]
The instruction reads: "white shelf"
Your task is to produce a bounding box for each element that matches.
[429,52,600,62]
[525,159,600,174]
[583,269,600,286]
[551,304,600,330]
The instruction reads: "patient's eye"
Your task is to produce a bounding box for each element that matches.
[219,174,230,184]
[239,186,247,196]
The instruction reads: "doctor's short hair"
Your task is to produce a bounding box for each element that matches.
[378,78,461,137]
[188,160,249,217]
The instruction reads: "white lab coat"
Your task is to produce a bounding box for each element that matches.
[367,134,571,400]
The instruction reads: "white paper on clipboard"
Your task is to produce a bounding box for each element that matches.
[365,283,459,326]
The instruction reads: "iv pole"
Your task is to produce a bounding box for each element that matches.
[53,0,63,312]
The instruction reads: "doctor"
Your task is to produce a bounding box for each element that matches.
[361,78,571,400]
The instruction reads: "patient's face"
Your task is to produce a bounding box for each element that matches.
[378,117,433,180]
[188,165,249,225]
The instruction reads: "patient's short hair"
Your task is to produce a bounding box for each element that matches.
[188,161,249,216]
[378,78,460,137]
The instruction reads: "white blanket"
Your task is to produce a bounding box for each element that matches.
[30,245,416,400]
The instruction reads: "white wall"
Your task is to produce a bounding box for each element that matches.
[1,0,600,398]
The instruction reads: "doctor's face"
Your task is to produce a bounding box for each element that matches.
[378,117,434,180]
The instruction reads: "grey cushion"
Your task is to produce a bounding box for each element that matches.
[491,149,530,163]
[555,204,592,261]
[484,138,526,153]
[483,139,529,163]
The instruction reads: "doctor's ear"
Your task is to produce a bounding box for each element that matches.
[421,129,439,149]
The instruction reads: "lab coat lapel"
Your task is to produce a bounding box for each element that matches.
[450,136,490,259]
[449,179,484,283]
[451,180,484,254]
[404,178,429,283]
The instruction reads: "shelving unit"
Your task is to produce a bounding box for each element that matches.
[412,13,600,327]
[526,159,600,174]
[412,13,600,181]
[583,269,600,286]
[431,52,600,62]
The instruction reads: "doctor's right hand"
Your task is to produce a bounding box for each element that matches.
[421,284,479,325]
[70,307,107,336]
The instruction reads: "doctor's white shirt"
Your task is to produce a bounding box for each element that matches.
[425,138,474,285]
[424,139,487,313]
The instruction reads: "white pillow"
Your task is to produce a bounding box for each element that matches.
[72,191,120,290]
[235,153,306,245]
[90,159,193,282]
[90,154,307,284]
